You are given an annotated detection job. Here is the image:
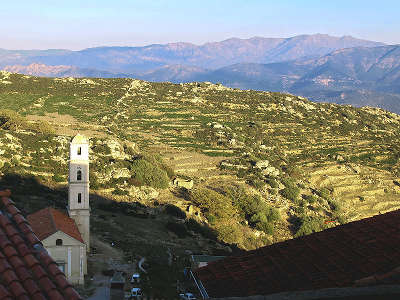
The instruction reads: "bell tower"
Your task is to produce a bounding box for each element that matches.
[68,134,90,251]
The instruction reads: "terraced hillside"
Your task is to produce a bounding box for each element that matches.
[1,70,400,253]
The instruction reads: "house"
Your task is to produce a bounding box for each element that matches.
[27,208,87,285]
[0,189,82,299]
[195,209,400,298]
[27,133,90,285]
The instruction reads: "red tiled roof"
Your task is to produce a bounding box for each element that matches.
[0,190,82,299]
[27,208,84,244]
[195,210,400,297]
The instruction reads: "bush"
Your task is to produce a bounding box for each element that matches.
[305,194,318,204]
[165,222,188,238]
[185,218,216,239]
[164,204,186,219]
[189,187,237,220]
[256,221,274,234]
[130,158,169,189]
[0,109,28,131]
[267,178,278,188]
[112,188,129,196]
[280,186,300,202]
[31,120,55,134]
[295,215,327,237]
[318,188,330,199]
[127,177,143,187]
[0,110,55,134]
[247,177,265,189]
[52,174,64,182]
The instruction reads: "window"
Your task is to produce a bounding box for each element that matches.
[77,170,82,181]
[56,261,65,272]
[56,239,63,246]
[77,147,82,155]
[78,193,82,203]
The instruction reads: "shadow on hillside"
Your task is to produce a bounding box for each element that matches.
[0,172,243,297]
[0,172,238,255]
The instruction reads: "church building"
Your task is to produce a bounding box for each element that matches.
[28,134,90,285]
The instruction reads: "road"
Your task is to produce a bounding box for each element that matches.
[86,275,110,300]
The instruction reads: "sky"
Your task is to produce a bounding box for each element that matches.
[0,0,399,50]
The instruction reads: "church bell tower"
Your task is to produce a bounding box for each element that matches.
[68,134,90,251]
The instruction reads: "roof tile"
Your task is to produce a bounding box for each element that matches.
[9,281,27,298]
[0,284,12,299]
[28,207,84,243]
[63,286,82,300]
[0,191,83,299]
[31,264,47,280]
[196,209,400,297]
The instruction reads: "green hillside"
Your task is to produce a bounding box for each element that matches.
[1,70,400,255]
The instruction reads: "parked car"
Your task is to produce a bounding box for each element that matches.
[179,293,196,300]
[130,273,140,284]
[131,287,142,298]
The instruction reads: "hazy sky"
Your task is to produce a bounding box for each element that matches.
[1,0,398,50]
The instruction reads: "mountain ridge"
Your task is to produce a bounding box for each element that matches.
[0,34,384,72]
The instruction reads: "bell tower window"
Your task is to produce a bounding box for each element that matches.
[56,239,63,246]
[77,170,82,181]
[77,147,82,155]
[78,193,82,203]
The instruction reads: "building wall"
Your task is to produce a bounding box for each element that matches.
[68,136,90,251]
[43,231,87,285]
[68,208,90,251]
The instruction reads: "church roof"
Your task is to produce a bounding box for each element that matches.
[195,209,400,297]
[71,134,88,144]
[27,208,84,244]
[0,190,82,299]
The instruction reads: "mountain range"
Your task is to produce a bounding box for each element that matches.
[2,34,400,112]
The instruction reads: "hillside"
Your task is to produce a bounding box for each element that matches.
[1,72,400,295]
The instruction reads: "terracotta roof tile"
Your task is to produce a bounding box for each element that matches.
[27,207,84,244]
[0,190,83,299]
[196,209,400,297]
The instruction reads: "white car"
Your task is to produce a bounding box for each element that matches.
[131,287,142,298]
[179,293,196,300]
[130,273,140,284]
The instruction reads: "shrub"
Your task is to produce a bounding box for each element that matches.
[0,109,28,131]
[295,215,327,237]
[247,177,265,189]
[185,218,216,239]
[165,222,188,238]
[31,120,55,134]
[280,185,300,202]
[189,187,237,220]
[327,198,341,211]
[112,188,129,196]
[52,174,64,182]
[164,204,186,219]
[127,177,143,187]
[256,221,274,235]
[130,158,169,189]
[267,178,278,188]
[305,194,318,204]
[318,187,330,199]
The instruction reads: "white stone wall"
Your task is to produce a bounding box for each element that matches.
[43,231,87,285]
[68,135,90,252]
[70,142,89,161]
